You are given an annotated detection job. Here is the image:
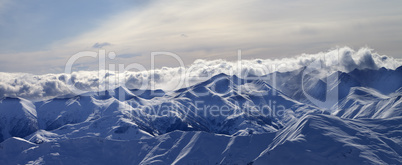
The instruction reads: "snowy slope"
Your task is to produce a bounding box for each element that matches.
[0,131,276,165]
[0,97,38,142]
[253,114,402,164]
[333,87,402,119]
[1,115,401,165]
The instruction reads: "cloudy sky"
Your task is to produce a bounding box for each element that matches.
[0,0,401,73]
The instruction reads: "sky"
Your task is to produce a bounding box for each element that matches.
[0,0,401,74]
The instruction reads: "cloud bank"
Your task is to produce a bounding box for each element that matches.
[0,47,401,100]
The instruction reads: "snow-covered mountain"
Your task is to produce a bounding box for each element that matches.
[333,87,402,119]
[0,65,401,164]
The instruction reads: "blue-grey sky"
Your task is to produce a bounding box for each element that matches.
[0,0,401,73]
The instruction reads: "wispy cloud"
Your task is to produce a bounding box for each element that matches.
[92,42,112,48]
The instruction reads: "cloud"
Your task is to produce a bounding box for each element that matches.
[0,47,400,100]
[92,42,112,48]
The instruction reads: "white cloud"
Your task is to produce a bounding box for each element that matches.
[0,47,400,100]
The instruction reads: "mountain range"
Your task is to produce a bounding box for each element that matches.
[0,66,401,164]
